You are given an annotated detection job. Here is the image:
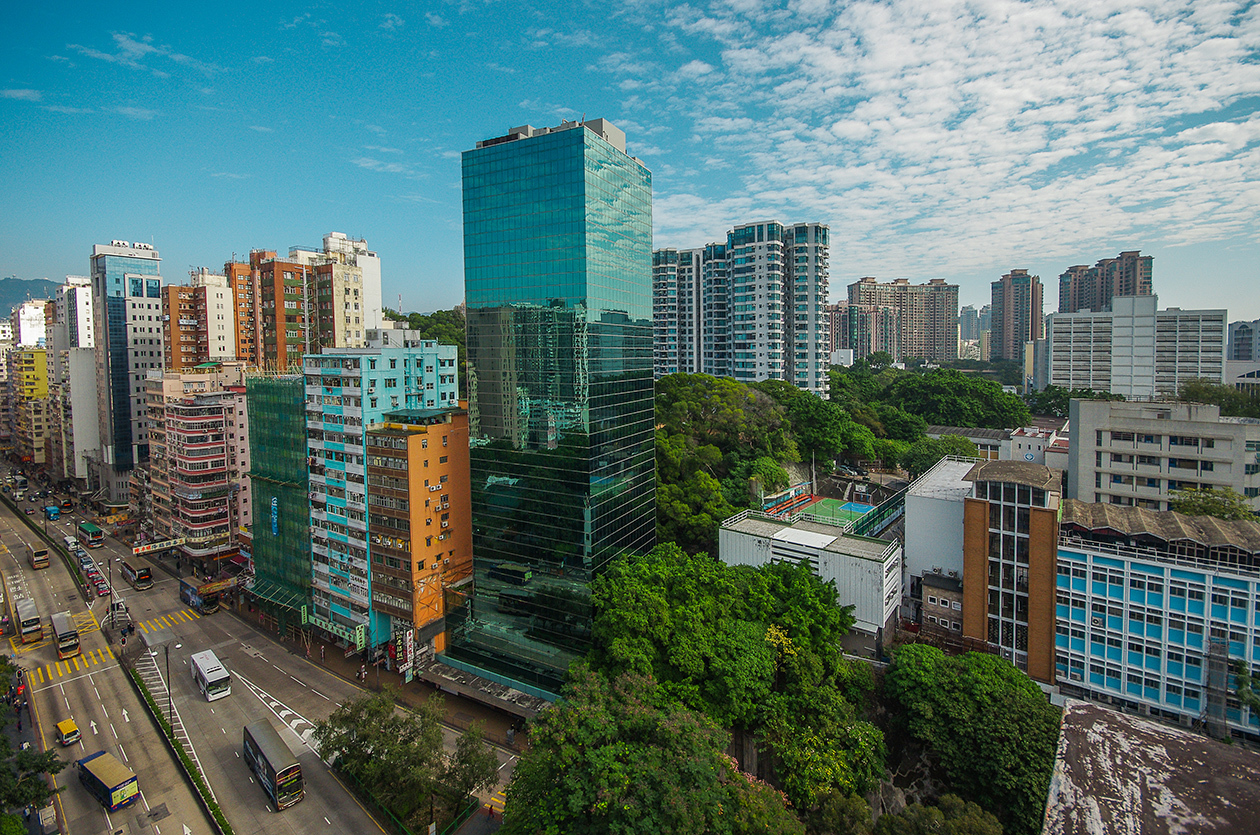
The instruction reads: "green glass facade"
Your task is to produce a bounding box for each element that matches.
[447,123,655,693]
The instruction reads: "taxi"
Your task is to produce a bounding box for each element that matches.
[56,719,81,746]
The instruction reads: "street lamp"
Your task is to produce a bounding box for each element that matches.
[165,642,183,723]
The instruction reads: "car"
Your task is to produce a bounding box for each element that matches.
[95,584,111,597]
[23,508,33,515]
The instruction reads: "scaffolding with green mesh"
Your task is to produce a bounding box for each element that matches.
[246,375,311,633]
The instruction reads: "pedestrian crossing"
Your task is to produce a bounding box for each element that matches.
[487,790,506,814]
[135,608,200,634]
[34,646,115,683]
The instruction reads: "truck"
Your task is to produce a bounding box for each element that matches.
[44,506,60,521]
[77,750,139,811]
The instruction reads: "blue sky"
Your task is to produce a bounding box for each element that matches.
[2,0,1258,319]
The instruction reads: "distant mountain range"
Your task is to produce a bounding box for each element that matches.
[0,277,64,315]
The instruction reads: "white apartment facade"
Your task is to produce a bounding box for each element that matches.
[49,277,98,487]
[1047,295,1226,399]
[1068,399,1260,512]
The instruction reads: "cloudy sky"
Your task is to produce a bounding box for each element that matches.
[2,0,1258,318]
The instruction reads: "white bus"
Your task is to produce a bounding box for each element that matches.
[190,650,231,701]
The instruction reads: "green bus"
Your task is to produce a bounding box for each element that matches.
[77,521,105,549]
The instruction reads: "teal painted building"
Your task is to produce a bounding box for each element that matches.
[447,119,656,694]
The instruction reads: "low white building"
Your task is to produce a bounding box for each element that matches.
[719,510,901,647]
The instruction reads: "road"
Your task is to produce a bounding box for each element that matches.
[5,490,520,832]
[0,500,214,835]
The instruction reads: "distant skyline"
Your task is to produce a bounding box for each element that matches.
[2,1,1258,319]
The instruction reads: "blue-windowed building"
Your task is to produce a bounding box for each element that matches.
[1056,501,1260,742]
[90,241,164,503]
[447,118,656,695]
[304,344,459,653]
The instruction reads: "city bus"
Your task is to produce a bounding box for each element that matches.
[77,521,105,549]
[119,560,153,591]
[190,650,231,701]
[13,475,28,492]
[26,543,49,570]
[50,612,80,660]
[179,579,220,614]
[243,720,304,810]
[15,598,41,643]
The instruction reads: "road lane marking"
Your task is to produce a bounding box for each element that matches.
[105,646,115,660]
[139,621,150,633]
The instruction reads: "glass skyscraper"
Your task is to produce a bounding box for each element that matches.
[446,119,656,694]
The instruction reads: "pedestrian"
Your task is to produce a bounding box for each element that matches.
[320,645,325,662]
[359,664,366,681]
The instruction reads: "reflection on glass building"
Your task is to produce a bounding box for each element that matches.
[445,119,656,695]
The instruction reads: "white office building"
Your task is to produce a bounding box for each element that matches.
[1047,295,1225,399]
[288,232,383,333]
[719,509,901,646]
[1068,399,1260,512]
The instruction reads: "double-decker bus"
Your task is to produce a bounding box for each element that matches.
[179,579,220,614]
[15,598,41,643]
[12,475,28,492]
[120,560,153,591]
[26,543,49,571]
[243,720,304,810]
[50,612,80,660]
[77,521,105,549]
[190,650,231,701]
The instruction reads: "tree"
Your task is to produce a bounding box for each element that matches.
[873,795,1002,835]
[1170,487,1255,520]
[0,657,64,811]
[883,370,1029,429]
[312,687,497,830]
[900,435,978,477]
[806,792,873,835]
[1023,385,1122,419]
[590,544,884,812]
[882,646,1059,835]
[501,665,805,835]
[865,352,895,372]
[750,457,791,493]
[1178,378,1260,418]
[442,721,499,800]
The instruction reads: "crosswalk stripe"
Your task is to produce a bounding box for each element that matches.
[188,609,200,619]
[37,667,44,684]
[72,656,81,671]
[105,646,115,660]
[161,615,175,628]
[139,621,149,633]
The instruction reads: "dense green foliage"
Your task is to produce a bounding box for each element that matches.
[1023,385,1123,418]
[900,435,980,477]
[312,688,497,831]
[1178,378,1260,418]
[882,646,1059,835]
[502,664,804,835]
[880,370,1029,429]
[1169,487,1257,521]
[873,795,1003,835]
[0,657,63,811]
[590,544,884,810]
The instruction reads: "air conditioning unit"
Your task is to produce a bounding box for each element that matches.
[442,502,449,509]
[429,485,438,492]
[1091,617,1102,627]
[441,521,449,528]
[443,558,449,565]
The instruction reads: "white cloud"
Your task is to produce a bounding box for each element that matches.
[366,145,404,154]
[112,106,157,120]
[425,12,447,28]
[249,125,273,133]
[210,172,249,179]
[67,32,223,77]
[381,13,405,31]
[43,104,93,114]
[604,0,1260,279]
[1,89,41,101]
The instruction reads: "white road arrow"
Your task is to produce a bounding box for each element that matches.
[122,709,130,723]
[184,826,192,835]
[89,720,98,735]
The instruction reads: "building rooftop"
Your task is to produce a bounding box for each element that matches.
[925,425,1012,442]
[920,572,962,593]
[1044,700,1260,835]
[1061,500,1260,554]
[721,513,896,562]
[907,456,983,501]
[963,460,1062,493]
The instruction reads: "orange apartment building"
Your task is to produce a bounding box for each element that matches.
[365,407,472,659]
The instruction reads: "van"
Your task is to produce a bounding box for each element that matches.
[56,719,80,746]
[64,536,79,551]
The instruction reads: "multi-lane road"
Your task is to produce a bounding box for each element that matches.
[2,494,517,834]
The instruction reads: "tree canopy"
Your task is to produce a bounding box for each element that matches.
[901,435,979,477]
[1169,487,1256,521]
[501,664,805,835]
[589,543,884,810]
[881,370,1029,429]
[1177,378,1260,419]
[1023,385,1123,419]
[882,646,1059,835]
[312,688,497,832]
[0,657,63,813]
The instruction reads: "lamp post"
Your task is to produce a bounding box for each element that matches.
[109,559,115,628]
[165,642,182,723]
